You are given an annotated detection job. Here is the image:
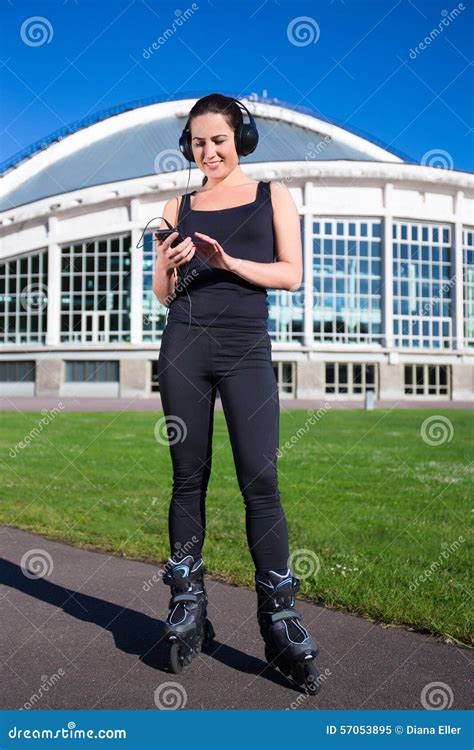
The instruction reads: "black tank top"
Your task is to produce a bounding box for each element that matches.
[167,180,274,331]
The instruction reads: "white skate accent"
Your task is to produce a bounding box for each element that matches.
[269,568,290,578]
[283,618,309,644]
[168,554,191,566]
[168,589,204,626]
[168,604,186,625]
[174,564,190,576]
[256,576,274,589]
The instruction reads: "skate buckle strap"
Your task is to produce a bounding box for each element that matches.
[270,608,301,623]
[172,593,199,603]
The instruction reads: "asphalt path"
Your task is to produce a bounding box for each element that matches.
[0,525,471,711]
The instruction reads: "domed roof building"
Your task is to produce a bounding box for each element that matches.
[0,93,473,400]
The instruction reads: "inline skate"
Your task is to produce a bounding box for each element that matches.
[162,553,215,673]
[255,567,321,694]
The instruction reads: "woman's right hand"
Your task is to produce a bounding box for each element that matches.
[155,232,196,272]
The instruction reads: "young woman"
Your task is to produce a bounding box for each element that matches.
[153,93,320,694]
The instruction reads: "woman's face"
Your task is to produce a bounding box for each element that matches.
[190,113,238,178]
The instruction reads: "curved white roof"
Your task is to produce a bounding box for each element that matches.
[0,96,406,211]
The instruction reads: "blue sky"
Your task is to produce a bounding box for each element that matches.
[1,0,473,171]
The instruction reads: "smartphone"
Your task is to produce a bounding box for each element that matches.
[154,228,184,248]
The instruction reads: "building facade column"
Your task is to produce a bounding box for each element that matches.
[46,216,60,346]
[120,359,150,398]
[378,361,404,400]
[295,358,325,399]
[382,183,394,348]
[130,198,143,345]
[453,191,464,351]
[303,181,314,348]
[36,359,63,396]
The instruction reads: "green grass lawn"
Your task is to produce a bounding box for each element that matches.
[1,408,472,646]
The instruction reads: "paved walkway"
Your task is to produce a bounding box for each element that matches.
[1,396,472,412]
[0,525,471,710]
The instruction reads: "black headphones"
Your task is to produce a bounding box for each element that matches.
[178,96,259,163]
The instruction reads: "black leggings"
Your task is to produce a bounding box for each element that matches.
[156,320,290,572]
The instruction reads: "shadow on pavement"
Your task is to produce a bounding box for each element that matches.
[0,558,303,694]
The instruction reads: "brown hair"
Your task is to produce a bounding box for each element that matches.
[187,93,243,186]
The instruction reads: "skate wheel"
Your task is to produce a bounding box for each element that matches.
[264,644,278,665]
[203,619,215,646]
[303,662,321,695]
[278,661,291,678]
[169,642,184,674]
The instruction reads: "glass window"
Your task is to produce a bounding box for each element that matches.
[150,360,160,394]
[0,361,35,381]
[60,235,131,344]
[393,221,453,349]
[313,219,382,344]
[64,360,119,382]
[404,364,450,397]
[268,219,305,344]
[325,363,378,396]
[463,228,474,347]
[0,250,48,345]
[272,361,296,397]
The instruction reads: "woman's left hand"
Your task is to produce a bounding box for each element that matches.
[192,231,237,272]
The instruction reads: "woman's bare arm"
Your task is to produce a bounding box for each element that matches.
[226,181,303,291]
[152,198,180,307]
